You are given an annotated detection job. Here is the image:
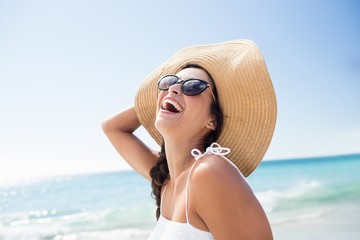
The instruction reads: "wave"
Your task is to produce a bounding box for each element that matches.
[0,225,150,240]
[58,229,150,240]
[270,211,325,225]
[0,205,155,240]
[256,180,322,212]
[257,180,360,212]
[255,179,360,225]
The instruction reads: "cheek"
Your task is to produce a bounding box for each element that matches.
[186,98,212,120]
[156,91,166,111]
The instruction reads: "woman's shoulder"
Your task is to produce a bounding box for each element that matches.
[188,154,263,230]
[190,154,251,194]
[187,147,272,239]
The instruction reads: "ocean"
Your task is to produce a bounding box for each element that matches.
[0,154,359,240]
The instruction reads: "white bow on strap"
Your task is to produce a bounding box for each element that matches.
[191,142,231,161]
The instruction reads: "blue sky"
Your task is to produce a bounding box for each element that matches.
[0,0,359,181]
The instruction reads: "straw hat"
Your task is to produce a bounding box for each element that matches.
[134,39,277,177]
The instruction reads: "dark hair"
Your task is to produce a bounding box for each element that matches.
[149,64,223,219]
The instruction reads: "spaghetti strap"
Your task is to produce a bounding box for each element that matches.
[185,160,199,223]
[186,142,232,224]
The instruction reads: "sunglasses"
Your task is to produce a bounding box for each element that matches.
[157,75,216,102]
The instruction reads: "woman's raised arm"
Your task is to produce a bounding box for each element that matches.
[102,106,159,180]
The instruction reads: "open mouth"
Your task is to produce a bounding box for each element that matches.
[161,99,183,113]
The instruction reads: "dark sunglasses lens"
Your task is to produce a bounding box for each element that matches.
[182,80,208,96]
[158,76,178,90]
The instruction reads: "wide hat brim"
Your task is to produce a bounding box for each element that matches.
[135,39,277,177]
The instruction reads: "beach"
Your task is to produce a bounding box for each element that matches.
[1,154,359,240]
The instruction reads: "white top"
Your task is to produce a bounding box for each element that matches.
[147,143,240,240]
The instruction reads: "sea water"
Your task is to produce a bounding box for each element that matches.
[0,154,359,240]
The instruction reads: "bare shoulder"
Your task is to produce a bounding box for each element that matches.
[190,154,251,194]
[189,154,273,239]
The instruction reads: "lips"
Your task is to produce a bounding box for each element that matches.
[161,98,184,113]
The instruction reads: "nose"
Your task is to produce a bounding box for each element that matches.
[168,80,183,95]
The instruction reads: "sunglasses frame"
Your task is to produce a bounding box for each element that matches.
[158,75,217,102]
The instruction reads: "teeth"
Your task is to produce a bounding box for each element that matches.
[162,99,183,112]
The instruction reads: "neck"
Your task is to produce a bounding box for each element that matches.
[163,136,203,181]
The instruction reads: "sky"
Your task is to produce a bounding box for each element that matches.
[0,0,359,181]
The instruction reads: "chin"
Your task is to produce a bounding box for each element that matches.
[155,114,183,138]
[154,116,169,136]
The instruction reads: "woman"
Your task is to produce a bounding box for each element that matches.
[102,40,277,239]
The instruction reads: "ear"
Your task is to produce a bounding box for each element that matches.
[206,118,217,131]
